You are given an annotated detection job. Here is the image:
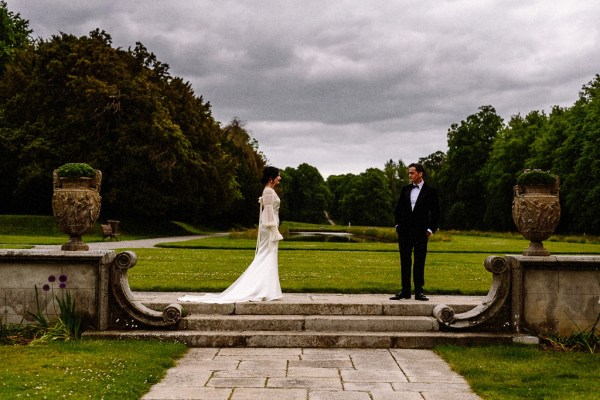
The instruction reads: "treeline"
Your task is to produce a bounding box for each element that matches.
[1,3,599,233]
[0,5,265,227]
[281,80,600,235]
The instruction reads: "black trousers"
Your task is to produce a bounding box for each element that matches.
[398,233,428,294]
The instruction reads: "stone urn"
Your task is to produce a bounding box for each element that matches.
[52,165,102,251]
[512,170,560,256]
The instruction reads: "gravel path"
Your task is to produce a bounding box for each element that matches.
[34,233,229,250]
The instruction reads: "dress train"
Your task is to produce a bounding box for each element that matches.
[178,187,283,304]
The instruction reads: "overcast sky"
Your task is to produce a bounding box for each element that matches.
[10,0,600,177]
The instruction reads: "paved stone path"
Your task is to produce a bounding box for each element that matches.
[34,234,227,251]
[142,347,480,400]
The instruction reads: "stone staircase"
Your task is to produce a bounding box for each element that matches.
[84,293,523,348]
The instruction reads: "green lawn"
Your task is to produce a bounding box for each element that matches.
[124,246,493,294]
[0,340,187,399]
[437,344,600,400]
[124,232,600,294]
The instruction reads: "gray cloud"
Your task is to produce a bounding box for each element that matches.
[10,0,600,176]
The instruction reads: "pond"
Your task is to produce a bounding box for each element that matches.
[287,231,371,243]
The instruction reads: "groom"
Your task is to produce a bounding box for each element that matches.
[390,163,440,301]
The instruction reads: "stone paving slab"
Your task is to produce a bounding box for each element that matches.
[141,347,481,400]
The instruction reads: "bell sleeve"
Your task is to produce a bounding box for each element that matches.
[260,189,284,242]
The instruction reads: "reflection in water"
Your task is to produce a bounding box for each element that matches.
[287,232,369,243]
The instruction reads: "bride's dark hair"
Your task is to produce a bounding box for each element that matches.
[261,166,279,184]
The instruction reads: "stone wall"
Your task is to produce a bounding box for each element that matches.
[510,255,600,336]
[0,249,114,330]
[0,249,180,332]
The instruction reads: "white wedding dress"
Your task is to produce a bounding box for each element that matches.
[178,187,284,303]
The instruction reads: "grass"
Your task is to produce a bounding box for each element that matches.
[0,340,187,399]
[134,231,600,294]
[125,246,493,294]
[437,344,600,399]
[159,233,600,254]
[0,215,214,245]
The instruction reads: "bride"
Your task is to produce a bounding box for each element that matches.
[178,166,284,303]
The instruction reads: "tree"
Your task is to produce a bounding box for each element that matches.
[221,118,266,227]
[418,151,446,189]
[564,75,600,233]
[0,1,32,72]
[481,111,547,230]
[336,168,394,226]
[0,30,243,225]
[326,173,356,224]
[383,159,408,203]
[280,163,332,223]
[438,105,503,229]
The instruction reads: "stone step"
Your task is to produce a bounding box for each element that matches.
[90,294,533,349]
[180,314,439,332]
[140,293,481,317]
[83,330,521,348]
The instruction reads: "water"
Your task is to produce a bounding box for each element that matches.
[287,232,365,243]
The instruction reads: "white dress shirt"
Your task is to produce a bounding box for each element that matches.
[410,181,423,210]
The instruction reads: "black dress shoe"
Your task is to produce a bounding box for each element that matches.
[414,293,429,301]
[389,293,411,300]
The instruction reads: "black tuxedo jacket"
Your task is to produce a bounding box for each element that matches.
[394,182,440,239]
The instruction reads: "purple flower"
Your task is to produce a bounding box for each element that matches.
[59,274,68,283]
[48,275,56,282]
[42,284,50,291]
[59,283,67,289]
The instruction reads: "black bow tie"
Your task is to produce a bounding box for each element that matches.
[412,184,419,189]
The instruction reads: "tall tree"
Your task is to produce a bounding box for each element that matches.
[383,159,408,204]
[221,118,266,227]
[520,105,576,231]
[336,168,394,226]
[326,173,356,224]
[280,163,332,223]
[439,105,503,229]
[0,1,32,72]
[0,1,32,211]
[418,151,446,189]
[563,74,600,233]
[481,111,547,230]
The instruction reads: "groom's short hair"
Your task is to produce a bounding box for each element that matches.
[408,163,425,175]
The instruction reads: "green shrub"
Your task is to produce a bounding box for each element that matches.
[56,163,96,178]
[516,169,557,186]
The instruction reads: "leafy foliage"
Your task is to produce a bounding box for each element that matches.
[427,78,600,234]
[0,1,32,72]
[56,162,96,178]
[0,29,260,226]
[220,118,266,227]
[24,274,82,342]
[281,163,332,223]
[55,290,82,339]
[383,159,408,201]
[516,169,558,186]
[439,105,504,230]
